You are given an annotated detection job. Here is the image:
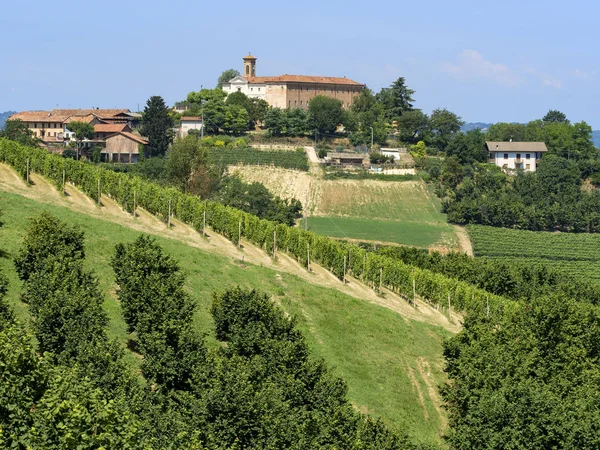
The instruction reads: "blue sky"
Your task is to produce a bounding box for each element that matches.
[2,0,599,127]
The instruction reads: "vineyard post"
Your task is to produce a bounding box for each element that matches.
[203,210,206,236]
[26,158,30,184]
[238,220,241,248]
[379,267,383,292]
[168,199,171,227]
[133,190,136,217]
[363,254,366,280]
[62,170,65,195]
[343,255,346,283]
[448,293,451,319]
[97,179,101,205]
[273,229,277,256]
[413,278,416,308]
[348,250,351,275]
[307,243,310,271]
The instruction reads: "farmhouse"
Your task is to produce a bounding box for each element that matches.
[486,141,548,172]
[10,109,147,161]
[221,54,364,109]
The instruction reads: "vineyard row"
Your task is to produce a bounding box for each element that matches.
[0,138,512,317]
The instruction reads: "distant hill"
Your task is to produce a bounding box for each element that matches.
[592,130,600,148]
[461,122,493,133]
[0,111,16,130]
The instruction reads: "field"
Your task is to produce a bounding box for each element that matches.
[0,179,453,445]
[230,166,459,249]
[208,147,309,171]
[469,224,600,282]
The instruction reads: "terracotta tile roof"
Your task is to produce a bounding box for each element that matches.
[245,75,363,86]
[10,108,131,124]
[53,109,130,118]
[180,116,203,121]
[94,123,131,133]
[9,111,68,122]
[243,54,257,60]
[106,132,148,145]
[486,142,549,153]
[65,114,99,124]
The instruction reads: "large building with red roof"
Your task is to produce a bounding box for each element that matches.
[221,54,364,109]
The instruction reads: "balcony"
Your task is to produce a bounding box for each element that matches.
[515,158,522,164]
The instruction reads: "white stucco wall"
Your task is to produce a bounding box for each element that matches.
[222,79,266,100]
[180,121,204,138]
[490,151,540,172]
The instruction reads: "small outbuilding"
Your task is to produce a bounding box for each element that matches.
[103,132,148,163]
[327,152,368,167]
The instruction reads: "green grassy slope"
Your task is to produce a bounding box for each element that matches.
[469,224,600,283]
[0,189,452,445]
[305,180,456,248]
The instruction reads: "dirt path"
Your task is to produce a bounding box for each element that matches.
[454,225,474,256]
[0,163,460,333]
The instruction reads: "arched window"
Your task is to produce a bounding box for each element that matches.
[246,65,249,75]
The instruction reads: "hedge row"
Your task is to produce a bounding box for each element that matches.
[0,138,512,316]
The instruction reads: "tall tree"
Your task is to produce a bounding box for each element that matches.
[542,109,569,124]
[376,77,415,120]
[396,109,429,144]
[217,69,241,86]
[429,108,464,151]
[140,96,175,158]
[0,119,41,147]
[307,96,343,135]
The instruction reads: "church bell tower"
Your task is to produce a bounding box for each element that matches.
[243,53,256,77]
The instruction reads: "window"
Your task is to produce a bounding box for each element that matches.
[245,65,249,75]
[504,153,508,159]
[258,88,261,91]
[294,100,297,106]
[251,88,253,91]
[516,153,521,160]
[237,87,241,92]
[526,164,531,169]
[288,100,291,107]
[526,153,530,159]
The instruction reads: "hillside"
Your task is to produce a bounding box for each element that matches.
[0,163,455,445]
[0,111,16,130]
[229,165,461,250]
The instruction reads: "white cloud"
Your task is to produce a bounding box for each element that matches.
[441,50,521,87]
[571,68,593,80]
[525,68,562,88]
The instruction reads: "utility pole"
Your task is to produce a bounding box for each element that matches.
[201,111,204,139]
[133,190,136,217]
[370,126,374,151]
[314,129,317,148]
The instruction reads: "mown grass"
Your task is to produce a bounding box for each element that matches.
[309,179,456,248]
[469,224,600,283]
[302,216,454,248]
[0,189,451,445]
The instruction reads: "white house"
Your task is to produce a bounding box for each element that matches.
[486,141,548,172]
[222,75,267,100]
[179,116,204,138]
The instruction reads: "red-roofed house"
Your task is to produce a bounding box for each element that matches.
[221,54,364,109]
